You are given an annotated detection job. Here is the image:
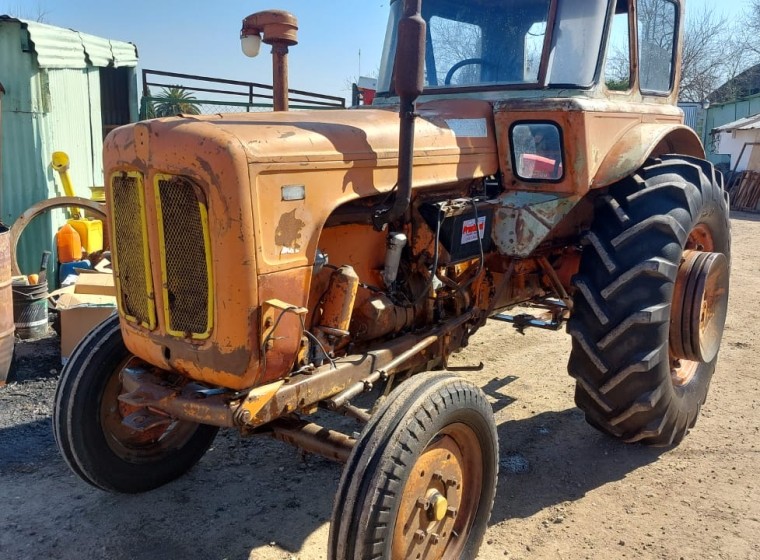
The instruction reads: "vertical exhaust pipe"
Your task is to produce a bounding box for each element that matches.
[241,10,299,112]
[373,0,426,230]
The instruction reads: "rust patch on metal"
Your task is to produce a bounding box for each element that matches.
[317,265,359,336]
[0,225,13,385]
[170,341,252,375]
[269,418,355,463]
[670,250,729,377]
[275,209,305,251]
[494,192,580,257]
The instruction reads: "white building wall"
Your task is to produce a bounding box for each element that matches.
[714,129,760,172]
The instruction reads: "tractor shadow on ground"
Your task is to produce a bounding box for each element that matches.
[0,418,57,473]
[490,407,665,524]
[7,331,62,384]
[0,364,665,559]
[0,415,339,560]
[729,210,760,223]
[0,408,666,558]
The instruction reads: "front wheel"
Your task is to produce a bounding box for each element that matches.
[329,372,498,560]
[568,155,731,446]
[53,315,219,493]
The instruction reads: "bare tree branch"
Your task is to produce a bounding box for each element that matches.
[679,7,735,101]
[3,1,51,23]
[706,1,760,103]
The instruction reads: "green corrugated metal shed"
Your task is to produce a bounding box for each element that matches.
[0,16,138,278]
[704,93,760,156]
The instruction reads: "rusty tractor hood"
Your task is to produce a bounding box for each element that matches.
[150,99,499,166]
[103,99,499,391]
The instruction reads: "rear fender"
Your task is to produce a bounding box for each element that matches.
[592,124,705,189]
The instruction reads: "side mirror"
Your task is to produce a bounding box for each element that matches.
[394,0,426,100]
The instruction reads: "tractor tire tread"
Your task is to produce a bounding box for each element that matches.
[329,373,497,560]
[567,156,730,446]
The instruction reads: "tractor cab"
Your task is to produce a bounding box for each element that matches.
[376,0,680,102]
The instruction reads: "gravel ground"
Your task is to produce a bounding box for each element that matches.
[1,213,758,560]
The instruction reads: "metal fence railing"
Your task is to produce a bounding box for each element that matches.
[140,69,346,120]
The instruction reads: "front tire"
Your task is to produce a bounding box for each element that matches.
[329,373,498,560]
[53,315,219,493]
[568,155,731,446]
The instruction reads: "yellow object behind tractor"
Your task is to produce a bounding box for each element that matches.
[51,151,104,253]
[54,1,731,558]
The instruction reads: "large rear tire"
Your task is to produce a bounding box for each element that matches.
[568,155,731,446]
[329,372,498,560]
[53,315,219,493]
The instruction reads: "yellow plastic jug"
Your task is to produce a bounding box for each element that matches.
[67,218,103,254]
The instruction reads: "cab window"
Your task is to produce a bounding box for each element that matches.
[425,2,552,87]
[638,0,677,93]
[605,1,632,91]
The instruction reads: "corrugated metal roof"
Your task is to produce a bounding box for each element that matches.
[110,41,138,68]
[24,20,87,69]
[714,113,760,133]
[79,32,112,67]
[0,16,138,69]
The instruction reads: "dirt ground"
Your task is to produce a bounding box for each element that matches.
[1,212,758,560]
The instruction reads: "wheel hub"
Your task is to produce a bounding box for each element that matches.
[427,491,449,522]
[670,249,729,368]
[100,365,200,461]
[392,424,482,560]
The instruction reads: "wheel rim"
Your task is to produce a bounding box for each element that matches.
[685,224,715,252]
[391,423,483,560]
[100,360,200,463]
[669,227,729,387]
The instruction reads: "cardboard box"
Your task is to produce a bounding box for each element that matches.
[56,291,117,361]
[72,271,116,296]
[51,273,117,362]
[94,258,112,273]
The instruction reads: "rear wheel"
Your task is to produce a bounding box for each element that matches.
[329,373,498,560]
[568,155,731,446]
[53,315,219,493]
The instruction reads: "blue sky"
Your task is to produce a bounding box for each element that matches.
[0,0,750,102]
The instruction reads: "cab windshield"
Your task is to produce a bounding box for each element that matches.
[377,0,610,94]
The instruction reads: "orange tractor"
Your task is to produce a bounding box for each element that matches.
[54,0,730,557]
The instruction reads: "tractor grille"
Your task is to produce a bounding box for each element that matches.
[156,176,212,338]
[111,174,155,329]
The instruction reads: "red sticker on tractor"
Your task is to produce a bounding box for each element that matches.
[461,217,486,244]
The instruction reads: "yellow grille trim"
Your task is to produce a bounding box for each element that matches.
[109,171,157,330]
[153,174,214,340]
